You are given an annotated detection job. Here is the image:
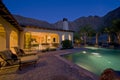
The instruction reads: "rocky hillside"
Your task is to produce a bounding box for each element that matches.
[13,6,120,32]
[14,15,54,28]
[54,16,103,32]
[103,7,120,26]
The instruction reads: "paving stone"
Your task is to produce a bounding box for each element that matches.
[0,48,97,80]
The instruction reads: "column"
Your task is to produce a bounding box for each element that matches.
[6,31,11,49]
[19,31,25,49]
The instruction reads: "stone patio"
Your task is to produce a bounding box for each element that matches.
[0,48,99,80]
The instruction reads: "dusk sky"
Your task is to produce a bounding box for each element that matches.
[3,0,120,23]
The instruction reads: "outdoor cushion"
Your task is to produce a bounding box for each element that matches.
[13,47,23,56]
[20,55,38,63]
[0,50,12,60]
[13,47,36,57]
[0,50,19,66]
[0,50,38,70]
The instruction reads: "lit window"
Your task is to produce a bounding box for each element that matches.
[69,34,71,40]
[62,35,65,41]
[48,36,51,39]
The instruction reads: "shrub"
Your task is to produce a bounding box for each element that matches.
[61,39,73,49]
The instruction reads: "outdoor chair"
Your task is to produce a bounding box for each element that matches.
[0,50,20,69]
[0,50,38,70]
[13,47,37,57]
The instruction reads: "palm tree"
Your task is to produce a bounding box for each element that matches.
[103,27,113,43]
[73,32,81,47]
[79,25,95,45]
[112,19,120,44]
[95,26,103,45]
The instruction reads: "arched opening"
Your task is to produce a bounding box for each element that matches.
[10,31,18,52]
[0,24,6,51]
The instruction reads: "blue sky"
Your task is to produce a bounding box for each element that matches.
[3,0,120,23]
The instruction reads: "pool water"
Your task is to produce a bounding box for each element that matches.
[63,47,120,75]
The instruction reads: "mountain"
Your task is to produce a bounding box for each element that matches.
[13,15,103,32]
[13,15,54,28]
[54,6,120,31]
[13,6,120,32]
[54,16,103,32]
[103,7,120,26]
[53,20,63,30]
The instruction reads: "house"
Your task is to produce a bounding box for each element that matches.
[0,1,73,51]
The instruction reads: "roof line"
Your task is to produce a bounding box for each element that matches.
[0,0,22,31]
[21,25,74,32]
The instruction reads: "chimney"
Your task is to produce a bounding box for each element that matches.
[63,18,69,30]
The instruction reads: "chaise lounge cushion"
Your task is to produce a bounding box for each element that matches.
[0,50,38,70]
[20,55,38,64]
[0,50,19,66]
[0,50,12,60]
[13,47,36,57]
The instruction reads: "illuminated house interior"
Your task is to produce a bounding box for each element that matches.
[0,1,73,52]
[24,32,59,50]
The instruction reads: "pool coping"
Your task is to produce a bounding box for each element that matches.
[54,50,99,80]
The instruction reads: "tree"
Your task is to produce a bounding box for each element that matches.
[103,27,114,43]
[73,32,81,46]
[112,19,120,44]
[61,39,73,49]
[79,25,95,45]
[94,26,105,45]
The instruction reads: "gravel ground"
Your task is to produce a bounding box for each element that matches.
[0,48,98,80]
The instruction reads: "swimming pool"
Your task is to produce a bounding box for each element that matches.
[63,47,120,75]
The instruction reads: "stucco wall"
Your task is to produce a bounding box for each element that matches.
[20,27,73,48]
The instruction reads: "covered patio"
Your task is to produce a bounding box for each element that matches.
[24,32,60,51]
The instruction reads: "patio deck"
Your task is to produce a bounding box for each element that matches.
[0,48,99,80]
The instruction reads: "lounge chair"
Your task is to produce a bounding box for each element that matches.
[0,50,38,70]
[13,47,36,57]
[0,50,20,69]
